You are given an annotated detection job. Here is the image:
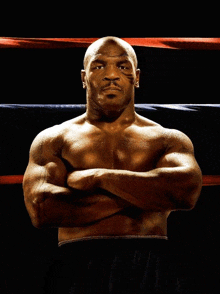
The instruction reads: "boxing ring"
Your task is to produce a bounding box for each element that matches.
[1,38,220,293]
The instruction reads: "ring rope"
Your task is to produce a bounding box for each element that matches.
[0,38,220,50]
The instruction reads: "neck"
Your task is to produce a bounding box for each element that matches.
[86,99,136,131]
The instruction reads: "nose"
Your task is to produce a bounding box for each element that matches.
[103,65,120,82]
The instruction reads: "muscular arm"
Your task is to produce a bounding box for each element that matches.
[68,130,202,212]
[23,128,125,228]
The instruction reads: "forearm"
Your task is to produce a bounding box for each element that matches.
[25,183,124,228]
[97,166,201,211]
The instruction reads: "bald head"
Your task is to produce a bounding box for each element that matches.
[83,36,138,70]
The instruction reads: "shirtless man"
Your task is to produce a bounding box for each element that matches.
[23,37,202,293]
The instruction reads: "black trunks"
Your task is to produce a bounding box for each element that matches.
[45,237,181,294]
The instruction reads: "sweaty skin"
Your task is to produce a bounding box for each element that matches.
[23,37,202,244]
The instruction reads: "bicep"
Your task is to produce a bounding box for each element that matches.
[23,131,68,195]
[156,130,198,171]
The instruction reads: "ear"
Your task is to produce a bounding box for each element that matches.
[81,70,87,89]
[135,69,140,88]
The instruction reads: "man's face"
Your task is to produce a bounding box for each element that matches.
[82,42,140,114]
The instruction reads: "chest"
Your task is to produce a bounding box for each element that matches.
[62,128,164,172]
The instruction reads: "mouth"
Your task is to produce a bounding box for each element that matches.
[102,86,122,92]
[102,87,122,99]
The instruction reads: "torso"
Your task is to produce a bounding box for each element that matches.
[57,113,171,243]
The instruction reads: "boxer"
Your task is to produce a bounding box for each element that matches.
[23,37,202,293]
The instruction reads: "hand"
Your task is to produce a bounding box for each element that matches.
[67,169,103,191]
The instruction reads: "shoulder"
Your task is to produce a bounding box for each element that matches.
[31,125,63,151]
[135,113,194,152]
[29,125,63,165]
[163,128,194,154]
[30,114,86,158]
[32,115,86,147]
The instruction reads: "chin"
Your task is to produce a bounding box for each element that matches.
[99,93,131,109]
[101,100,126,113]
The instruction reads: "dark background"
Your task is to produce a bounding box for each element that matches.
[1,46,220,104]
[1,45,220,293]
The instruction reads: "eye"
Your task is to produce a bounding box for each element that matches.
[118,64,131,70]
[95,65,104,69]
[118,65,128,70]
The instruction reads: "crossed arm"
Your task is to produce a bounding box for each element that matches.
[23,128,202,229]
[23,130,127,228]
[68,130,202,212]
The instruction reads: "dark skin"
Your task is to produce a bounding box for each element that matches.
[23,37,202,243]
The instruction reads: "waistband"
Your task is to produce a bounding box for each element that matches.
[58,235,168,247]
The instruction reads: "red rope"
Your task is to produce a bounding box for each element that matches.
[202,175,220,186]
[0,38,220,50]
[0,175,219,186]
[0,175,24,185]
